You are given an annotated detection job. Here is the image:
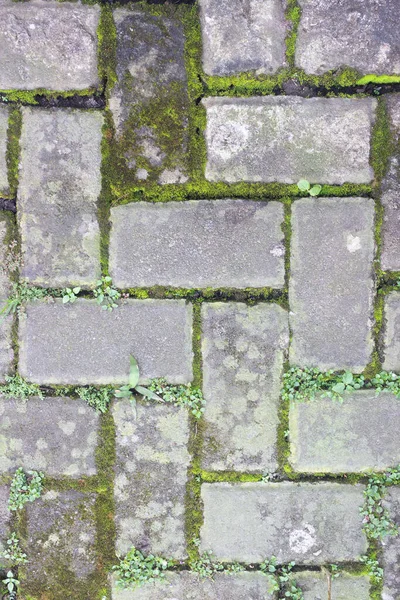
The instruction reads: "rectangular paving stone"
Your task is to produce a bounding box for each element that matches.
[113,400,190,559]
[0,105,8,196]
[0,485,10,558]
[0,0,100,90]
[19,299,193,385]
[0,216,14,382]
[203,97,376,184]
[289,197,375,372]
[289,391,400,473]
[382,94,400,271]
[295,572,370,600]
[0,397,99,478]
[201,303,288,472]
[200,482,367,564]
[18,108,102,287]
[382,292,400,372]
[382,488,400,600]
[295,0,400,76]
[110,200,285,288]
[199,0,287,76]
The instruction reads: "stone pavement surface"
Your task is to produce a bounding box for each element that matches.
[0,1,398,599]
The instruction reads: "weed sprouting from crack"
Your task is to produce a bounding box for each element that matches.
[360,467,400,540]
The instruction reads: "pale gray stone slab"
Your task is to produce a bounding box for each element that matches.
[0,397,99,477]
[383,292,400,372]
[382,488,400,600]
[296,0,400,76]
[113,400,190,559]
[203,97,376,184]
[110,200,285,288]
[289,391,400,473]
[382,94,400,271]
[18,108,102,287]
[0,106,8,196]
[199,0,287,76]
[0,216,14,382]
[0,0,100,90]
[289,197,375,372]
[19,299,193,385]
[201,303,288,472]
[295,572,370,600]
[0,485,10,556]
[200,482,367,564]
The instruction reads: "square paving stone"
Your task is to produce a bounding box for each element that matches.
[109,200,285,289]
[382,94,400,271]
[295,571,370,600]
[113,400,190,559]
[203,97,376,184]
[200,482,367,564]
[289,197,375,372]
[0,0,100,90]
[199,0,287,76]
[382,292,400,372]
[295,0,400,76]
[0,485,10,558]
[0,397,99,478]
[19,299,193,385]
[0,216,14,382]
[382,487,400,600]
[201,303,288,472]
[0,105,8,196]
[18,108,102,287]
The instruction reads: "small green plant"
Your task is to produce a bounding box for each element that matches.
[112,546,172,589]
[282,367,364,403]
[94,276,120,311]
[189,547,244,579]
[360,467,400,540]
[8,468,44,512]
[360,555,383,583]
[2,570,19,597]
[260,557,303,599]
[62,287,81,304]
[0,533,27,566]
[297,179,322,197]
[114,356,163,413]
[0,282,49,319]
[148,378,205,419]
[77,386,113,414]
[371,371,400,397]
[0,374,43,400]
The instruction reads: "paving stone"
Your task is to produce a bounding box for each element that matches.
[0,397,99,477]
[382,292,400,372]
[289,197,375,372]
[0,0,100,90]
[199,0,287,76]
[201,303,288,472]
[113,400,190,559]
[203,97,376,184]
[19,299,193,385]
[0,106,8,196]
[289,391,400,473]
[296,0,400,76]
[0,216,14,382]
[295,571,370,600]
[382,94,400,271]
[109,200,285,289]
[200,482,367,564]
[18,108,102,287]
[109,7,190,185]
[382,487,400,600]
[111,572,276,600]
[0,485,10,558]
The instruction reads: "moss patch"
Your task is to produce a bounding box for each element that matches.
[5,106,22,199]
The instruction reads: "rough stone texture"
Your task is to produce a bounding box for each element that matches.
[199,0,287,76]
[200,482,367,564]
[295,572,370,600]
[289,197,375,372]
[0,485,10,557]
[110,7,190,185]
[18,108,102,287]
[382,487,400,600]
[201,303,288,472]
[113,400,190,558]
[203,97,376,184]
[0,105,8,196]
[296,0,400,76]
[109,200,285,288]
[382,292,400,372]
[19,299,193,385]
[0,0,100,90]
[0,216,14,382]
[0,397,99,477]
[111,572,276,600]
[382,94,400,271]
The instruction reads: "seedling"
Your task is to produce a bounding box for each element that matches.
[3,570,19,597]
[94,276,120,311]
[8,468,44,512]
[297,179,322,196]
[114,356,162,412]
[62,287,80,304]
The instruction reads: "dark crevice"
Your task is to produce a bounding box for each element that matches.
[279,80,400,98]
[98,0,196,4]
[0,198,16,213]
[0,93,106,109]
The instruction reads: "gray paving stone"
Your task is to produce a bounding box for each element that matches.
[113,400,190,559]
[296,0,400,76]
[0,397,99,477]
[19,299,193,385]
[0,485,10,558]
[201,303,288,472]
[289,391,400,473]
[382,488,400,600]
[18,108,102,287]
[295,572,370,600]
[289,197,375,372]
[110,7,189,185]
[0,106,8,196]
[111,572,276,600]
[110,200,285,289]
[0,216,14,382]
[382,292,400,372]
[199,0,287,76]
[200,482,367,564]
[382,94,400,271]
[0,0,100,90]
[203,97,376,184]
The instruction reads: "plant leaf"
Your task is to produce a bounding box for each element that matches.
[297,179,310,192]
[332,382,345,394]
[135,385,163,402]
[73,287,81,294]
[129,355,140,388]
[342,371,353,385]
[62,296,69,304]
[309,184,322,196]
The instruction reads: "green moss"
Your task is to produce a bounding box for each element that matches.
[97,5,117,92]
[370,96,393,185]
[99,110,115,275]
[185,416,205,562]
[0,87,98,105]
[200,471,261,483]
[6,106,22,198]
[357,74,400,85]
[285,0,301,68]
[123,285,287,305]
[192,302,203,389]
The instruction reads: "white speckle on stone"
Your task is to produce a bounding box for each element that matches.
[289,523,317,554]
[58,420,76,435]
[347,234,362,252]
[270,244,285,257]
[136,168,149,180]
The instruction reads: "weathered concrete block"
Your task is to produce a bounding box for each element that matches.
[0,485,10,557]
[200,482,367,564]
[203,97,376,184]
[199,0,287,76]
[382,94,400,271]
[19,299,193,385]
[0,0,100,90]
[0,216,14,382]
[289,197,375,372]
[289,391,400,473]
[295,572,370,600]
[383,292,400,372]
[0,106,8,196]
[201,303,288,472]
[0,397,99,477]
[109,200,285,288]
[296,0,400,76]
[18,108,102,287]
[113,400,190,559]
[382,488,400,600]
